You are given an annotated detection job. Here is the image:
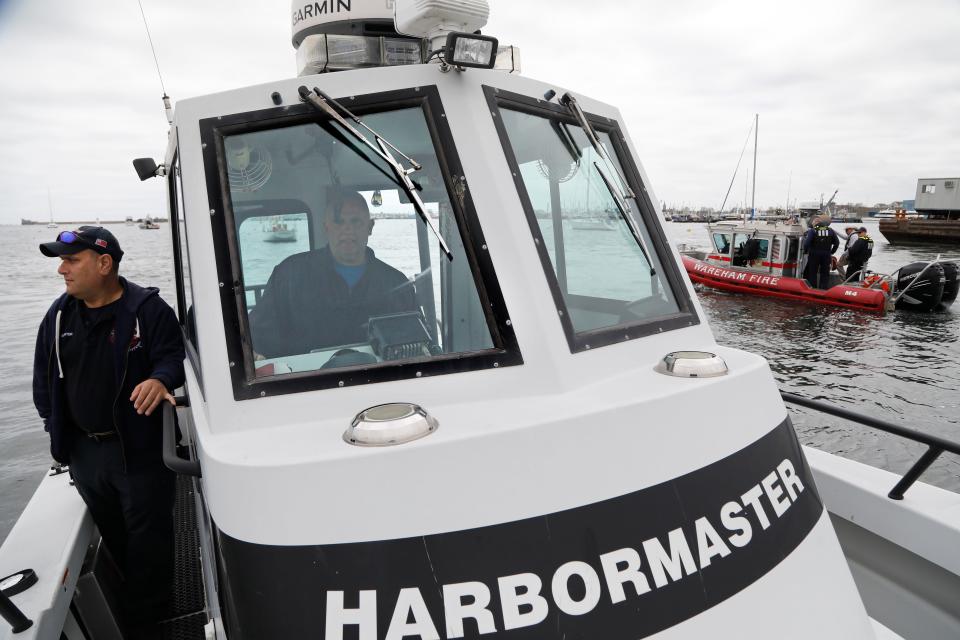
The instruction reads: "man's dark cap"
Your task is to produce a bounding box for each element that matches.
[39,226,124,263]
[858,226,868,233]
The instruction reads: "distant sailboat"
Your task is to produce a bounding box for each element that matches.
[46,189,58,228]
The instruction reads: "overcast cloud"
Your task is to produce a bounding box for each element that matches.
[0,0,957,224]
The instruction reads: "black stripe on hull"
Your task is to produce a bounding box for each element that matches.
[214,417,822,639]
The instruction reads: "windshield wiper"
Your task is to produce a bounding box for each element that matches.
[550,120,582,164]
[558,92,655,275]
[559,92,635,199]
[298,86,452,261]
[595,162,656,275]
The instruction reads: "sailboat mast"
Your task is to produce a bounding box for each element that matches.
[750,113,758,218]
[786,170,792,213]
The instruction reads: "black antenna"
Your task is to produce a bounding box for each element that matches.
[136,0,173,122]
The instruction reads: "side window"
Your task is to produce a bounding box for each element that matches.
[713,233,731,256]
[754,238,770,266]
[220,106,504,381]
[496,107,682,343]
[171,153,200,355]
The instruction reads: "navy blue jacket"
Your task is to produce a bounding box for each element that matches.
[249,247,416,358]
[33,278,185,470]
[803,226,840,254]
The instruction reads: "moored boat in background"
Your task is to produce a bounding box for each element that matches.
[681,220,957,313]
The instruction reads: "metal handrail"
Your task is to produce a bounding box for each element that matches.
[162,395,201,478]
[781,391,960,500]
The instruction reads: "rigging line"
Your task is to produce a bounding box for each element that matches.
[718,117,756,213]
[136,0,167,96]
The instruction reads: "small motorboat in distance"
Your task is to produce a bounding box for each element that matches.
[680,220,958,312]
[263,216,297,243]
[138,217,161,229]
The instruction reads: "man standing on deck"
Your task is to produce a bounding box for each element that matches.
[803,217,840,289]
[845,226,874,282]
[32,226,185,639]
[835,225,860,279]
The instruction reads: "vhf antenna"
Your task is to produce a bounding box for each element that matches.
[136,0,173,124]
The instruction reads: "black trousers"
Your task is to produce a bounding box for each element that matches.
[69,435,175,625]
[847,259,866,282]
[806,252,832,289]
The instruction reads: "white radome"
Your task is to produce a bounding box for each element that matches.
[394,0,490,50]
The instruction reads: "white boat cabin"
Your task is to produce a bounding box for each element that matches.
[705,220,806,278]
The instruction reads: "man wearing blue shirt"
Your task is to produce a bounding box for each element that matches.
[250,191,416,358]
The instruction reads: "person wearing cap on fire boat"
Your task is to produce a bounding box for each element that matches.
[845,226,874,283]
[32,226,185,638]
[803,216,840,289]
[834,225,861,279]
[249,189,417,361]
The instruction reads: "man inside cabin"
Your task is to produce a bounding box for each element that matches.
[802,216,840,289]
[33,226,185,638]
[249,189,417,359]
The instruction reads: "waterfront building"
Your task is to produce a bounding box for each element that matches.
[880,177,960,244]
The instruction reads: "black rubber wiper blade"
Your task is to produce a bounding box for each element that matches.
[595,161,655,276]
[298,86,452,260]
[559,92,635,200]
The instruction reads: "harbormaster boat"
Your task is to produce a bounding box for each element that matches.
[681,219,959,313]
[2,2,959,639]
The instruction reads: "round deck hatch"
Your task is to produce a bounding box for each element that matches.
[344,403,438,446]
[655,351,728,378]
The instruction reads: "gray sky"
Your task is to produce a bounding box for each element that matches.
[0,0,957,224]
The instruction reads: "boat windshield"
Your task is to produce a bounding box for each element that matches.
[215,101,513,389]
[495,105,683,349]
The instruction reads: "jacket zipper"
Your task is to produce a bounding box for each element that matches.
[112,317,133,473]
[46,342,55,418]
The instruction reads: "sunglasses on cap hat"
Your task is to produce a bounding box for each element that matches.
[57,230,102,248]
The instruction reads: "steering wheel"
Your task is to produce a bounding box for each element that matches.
[321,348,379,369]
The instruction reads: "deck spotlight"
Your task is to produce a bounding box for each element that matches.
[655,351,729,378]
[444,32,498,69]
[344,403,438,446]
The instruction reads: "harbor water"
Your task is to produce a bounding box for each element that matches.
[1,219,958,544]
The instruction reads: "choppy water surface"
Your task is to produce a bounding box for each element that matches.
[1,220,958,543]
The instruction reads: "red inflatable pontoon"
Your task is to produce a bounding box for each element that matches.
[682,255,888,313]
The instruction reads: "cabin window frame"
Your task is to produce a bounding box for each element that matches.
[484,86,699,353]
[168,145,204,393]
[198,86,522,401]
[712,232,733,259]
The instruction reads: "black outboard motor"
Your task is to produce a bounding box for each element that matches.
[895,262,946,311]
[938,262,959,309]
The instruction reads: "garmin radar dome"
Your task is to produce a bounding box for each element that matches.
[294,0,507,75]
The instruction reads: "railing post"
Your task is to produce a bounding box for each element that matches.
[0,590,32,634]
[888,446,944,500]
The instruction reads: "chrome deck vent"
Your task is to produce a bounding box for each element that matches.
[655,351,728,378]
[344,403,438,446]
